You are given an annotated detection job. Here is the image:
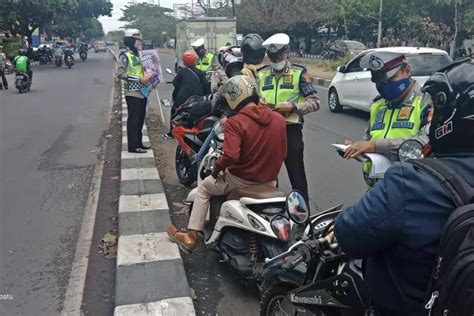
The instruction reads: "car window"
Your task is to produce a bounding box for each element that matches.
[405,54,452,77]
[345,41,366,50]
[345,55,366,73]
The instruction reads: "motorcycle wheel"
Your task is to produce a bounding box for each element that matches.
[261,284,339,316]
[68,64,72,69]
[175,146,195,187]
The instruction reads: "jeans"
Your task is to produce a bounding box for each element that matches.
[197,129,216,171]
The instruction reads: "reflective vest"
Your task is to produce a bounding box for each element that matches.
[257,64,305,124]
[14,55,28,73]
[123,51,144,92]
[363,95,423,181]
[196,52,215,72]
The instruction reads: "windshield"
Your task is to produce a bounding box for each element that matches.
[406,54,451,77]
[345,41,366,50]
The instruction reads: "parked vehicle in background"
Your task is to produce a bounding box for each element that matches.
[142,40,153,50]
[328,47,452,113]
[95,42,107,53]
[324,39,367,59]
[175,17,237,70]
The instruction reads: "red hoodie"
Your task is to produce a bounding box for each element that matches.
[215,105,287,182]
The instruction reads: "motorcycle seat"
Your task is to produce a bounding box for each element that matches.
[227,184,285,201]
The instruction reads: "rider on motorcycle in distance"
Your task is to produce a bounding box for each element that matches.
[334,59,474,316]
[12,48,32,83]
[167,75,288,252]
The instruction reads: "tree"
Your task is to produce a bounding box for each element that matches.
[119,3,177,46]
[1,0,111,43]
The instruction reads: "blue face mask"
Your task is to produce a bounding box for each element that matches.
[376,77,412,102]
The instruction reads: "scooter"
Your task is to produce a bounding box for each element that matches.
[65,55,74,69]
[55,55,62,68]
[80,51,87,61]
[15,71,31,93]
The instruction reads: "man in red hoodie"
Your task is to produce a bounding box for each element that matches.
[168,75,287,252]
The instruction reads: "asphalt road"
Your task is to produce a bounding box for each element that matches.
[0,52,115,315]
[150,51,370,315]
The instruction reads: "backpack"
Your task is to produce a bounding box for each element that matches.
[409,158,474,316]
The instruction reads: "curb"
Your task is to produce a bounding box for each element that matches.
[112,50,196,315]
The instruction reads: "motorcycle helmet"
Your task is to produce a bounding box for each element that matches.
[423,58,474,153]
[182,50,198,67]
[222,46,243,78]
[217,46,230,67]
[241,33,266,65]
[222,75,259,111]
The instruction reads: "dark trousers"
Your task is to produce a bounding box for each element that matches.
[125,96,147,151]
[0,69,8,88]
[285,124,309,203]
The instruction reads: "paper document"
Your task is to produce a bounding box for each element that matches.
[272,104,300,124]
[331,143,392,178]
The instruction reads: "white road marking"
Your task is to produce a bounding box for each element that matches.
[114,297,196,316]
[122,136,150,145]
[119,193,168,213]
[117,232,181,266]
[121,150,154,159]
[121,167,160,181]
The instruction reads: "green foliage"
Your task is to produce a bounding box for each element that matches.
[119,3,177,47]
[325,54,352,71]
[1,0,111,42]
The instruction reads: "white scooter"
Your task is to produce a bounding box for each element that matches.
[184,122,305,281]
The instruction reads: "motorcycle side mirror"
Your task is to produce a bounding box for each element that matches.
[165,68,173,74]
[286,191,310,225]
[398,139,424,162]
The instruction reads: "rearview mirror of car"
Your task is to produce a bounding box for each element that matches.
[337,65,346,73]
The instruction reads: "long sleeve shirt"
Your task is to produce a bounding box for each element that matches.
[116,50,144,99]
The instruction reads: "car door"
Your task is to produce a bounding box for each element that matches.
[336,54,366,108]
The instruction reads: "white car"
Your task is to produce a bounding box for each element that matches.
[328,47,452,113]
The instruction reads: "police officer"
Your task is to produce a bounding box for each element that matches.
[0,46,8,90]
[257,33,320,202]
[116,29,152,153]
[334,58,474,316]
[343,51,431,186]
[191,38,220,72]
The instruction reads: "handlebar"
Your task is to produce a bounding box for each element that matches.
[281,253,305,270]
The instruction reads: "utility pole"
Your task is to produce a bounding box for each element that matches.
[377,0,383,48]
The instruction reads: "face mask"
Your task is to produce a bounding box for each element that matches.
[196,49,205,58]
[376,77,412,101]
[271,60,286,71]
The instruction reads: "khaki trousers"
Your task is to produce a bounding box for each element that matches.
[187,170,274,231]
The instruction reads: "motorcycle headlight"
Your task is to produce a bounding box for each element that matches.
[270,215,291,241]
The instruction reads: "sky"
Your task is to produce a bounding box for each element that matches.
[99,0,186,34]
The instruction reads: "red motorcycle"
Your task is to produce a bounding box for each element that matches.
[172,95,218,186]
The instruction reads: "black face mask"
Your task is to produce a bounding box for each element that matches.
[196,48,205,58]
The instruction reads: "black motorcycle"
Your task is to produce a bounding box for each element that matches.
[65,55,74,69]
[55,55,62,68]
[39,53,49,65]
[260,207,372,316]
[15,71,31,93]
[80,51,87,61]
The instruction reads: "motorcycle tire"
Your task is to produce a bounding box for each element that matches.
[260,284,343,316]
[175,146,195,187]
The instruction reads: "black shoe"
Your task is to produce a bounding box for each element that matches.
[139,145,151,150]
[128,148,148,153]
[4,86,7,90]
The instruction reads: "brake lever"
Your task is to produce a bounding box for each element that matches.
[264,240,305,265]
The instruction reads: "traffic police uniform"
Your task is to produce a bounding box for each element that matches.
[359,51,430,186]
[257,33,320,202]
[116,30,149,152]
[191,38,219,72]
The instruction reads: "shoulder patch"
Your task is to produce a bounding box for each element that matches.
[373,95,383,102]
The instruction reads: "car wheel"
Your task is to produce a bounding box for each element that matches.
[328,88,343,113]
